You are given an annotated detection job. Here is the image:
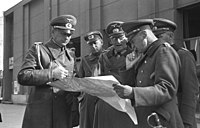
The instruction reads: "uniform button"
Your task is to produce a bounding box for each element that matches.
[144,60,147,63]
[139,81,142,83]
[141,70,143,73]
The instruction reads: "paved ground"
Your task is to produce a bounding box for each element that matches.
[0,103,25,128]
[0,103,79,128]
[0,103,200,128]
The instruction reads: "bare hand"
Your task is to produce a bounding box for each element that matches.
[113,84,133,99]
[52,66,69,80]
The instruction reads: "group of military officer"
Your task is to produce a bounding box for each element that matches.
[18,14,199,128]
[80,18,199,128]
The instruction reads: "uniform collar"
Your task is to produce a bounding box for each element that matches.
[45,39,66,59]
[88,52,101,62]
[171,44,180,51]
[143,39,163,57]
[51,38,66,50]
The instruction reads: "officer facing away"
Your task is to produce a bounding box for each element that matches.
[153,18,199,128]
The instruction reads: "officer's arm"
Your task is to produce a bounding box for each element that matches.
[17,44,53,86]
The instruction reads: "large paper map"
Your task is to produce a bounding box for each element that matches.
[49,75,138,124]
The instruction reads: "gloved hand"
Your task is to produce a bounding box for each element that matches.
[52,65,69,80]
[113,83,134,99]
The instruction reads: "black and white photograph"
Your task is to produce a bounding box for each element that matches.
[0,0,200,128]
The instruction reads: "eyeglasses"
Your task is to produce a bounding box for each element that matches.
[88,41,97,46]
[110,35,127,41]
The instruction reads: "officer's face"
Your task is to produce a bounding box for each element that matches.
[53,29,73,46]
[130,31,148,53]
[88,39,103,53]
[158,32,172,45]
[110,35,128,52]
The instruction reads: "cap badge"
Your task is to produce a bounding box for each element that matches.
[88,35,94,40]
[113,28,120,33]
[65,23,72,28]
[152,26,157,31]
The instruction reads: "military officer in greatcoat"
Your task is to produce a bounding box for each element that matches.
[153,18,199,128]
[78,31,104,128]
[17,15,78,128]
[93,21,135,128]
[0,112,2,122]
[113,19,184,128]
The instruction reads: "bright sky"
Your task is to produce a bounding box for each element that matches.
[0,0,22,70]
[0,0,22,16]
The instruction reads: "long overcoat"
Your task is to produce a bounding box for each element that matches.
[17,39,77,128]
[131,39,184,128]
[78,53,101,128]
[93,46,135,128]
[172,45,200,128]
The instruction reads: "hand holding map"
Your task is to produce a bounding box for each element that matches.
[49,75,138,124]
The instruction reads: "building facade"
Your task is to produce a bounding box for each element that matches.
[2,0,200,106]
[0,16,3,100]
[0,16,3,71]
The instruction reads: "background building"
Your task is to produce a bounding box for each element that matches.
[0,16,3,100]
[2,0,200,108]
[0,16,3,70]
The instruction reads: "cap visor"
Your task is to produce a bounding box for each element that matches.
[109,32,124,38]
[153,30,167,37]
[54,26,75,31]
[122,19,153,33]
[87,39,97,44]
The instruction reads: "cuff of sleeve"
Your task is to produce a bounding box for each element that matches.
[131,87,135,106]
[48,69,54,82]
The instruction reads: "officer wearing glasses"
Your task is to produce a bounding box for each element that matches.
[93,21,135,128]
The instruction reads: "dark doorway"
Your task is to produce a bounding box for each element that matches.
[183,3,200,38]
[67,37,81,59]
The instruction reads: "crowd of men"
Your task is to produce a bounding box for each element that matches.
[17,14,199,128]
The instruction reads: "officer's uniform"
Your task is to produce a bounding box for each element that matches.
[120,19,184,128]
[18,15,78,128]
[93,21,135,128]
[78,31,103,128]
[0,112,2,122]
[153,18,200,128]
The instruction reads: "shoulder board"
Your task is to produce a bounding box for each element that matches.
[163,42,171,47]
[34,42,43,45]
[101,49,109,53]
[84,54,89,58]
[103,46,114,54]
[106,45,114,51]
[180,47,188,51]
